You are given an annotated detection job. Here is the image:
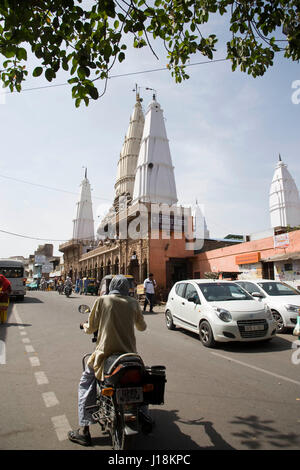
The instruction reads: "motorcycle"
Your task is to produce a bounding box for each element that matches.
[64,284,72,297]
[79,304,166,450]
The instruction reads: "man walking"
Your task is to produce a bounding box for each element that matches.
[143,273,156,313]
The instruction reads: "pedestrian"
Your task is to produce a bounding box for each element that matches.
[0,274,11,324]
[83,277,88,295]
[143,273,157,313]
[68,275,149,447]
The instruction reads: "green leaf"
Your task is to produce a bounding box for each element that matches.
[45,68,55,82]
[118,52,125,62]
[88,85,99,100]
[33,66,43,77]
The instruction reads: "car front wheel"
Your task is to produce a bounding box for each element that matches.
[199,320,216,348]
[272,310,287,334]
[165,310,176,330]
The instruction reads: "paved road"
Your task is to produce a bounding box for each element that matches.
[0,290,300,451]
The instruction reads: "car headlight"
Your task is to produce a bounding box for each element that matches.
[285,304,300,313]
[215,308,232,323]
[264,305,273,320]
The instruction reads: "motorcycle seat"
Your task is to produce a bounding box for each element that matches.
[104,353,144,376]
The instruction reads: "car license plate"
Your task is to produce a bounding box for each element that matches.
[116,387,143,404]
[245,325,265,331]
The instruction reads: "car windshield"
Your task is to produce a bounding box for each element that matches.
[258,282,299,296]
[197,282,253,302]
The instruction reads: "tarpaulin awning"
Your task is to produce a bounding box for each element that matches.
[262,251,300,262]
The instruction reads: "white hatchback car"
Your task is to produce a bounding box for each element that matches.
[235,279,300,333]
[165,280,277,347]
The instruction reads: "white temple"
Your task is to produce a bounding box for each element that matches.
[269,155,300,228]
[132,94,178,206]
[95,91,210,241]
[72,168,95,241]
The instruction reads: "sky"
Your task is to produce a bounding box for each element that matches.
[0,9,299,260]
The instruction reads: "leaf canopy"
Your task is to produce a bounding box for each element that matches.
[0,1,298,106]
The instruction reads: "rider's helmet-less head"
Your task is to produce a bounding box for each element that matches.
[109,275,130,296]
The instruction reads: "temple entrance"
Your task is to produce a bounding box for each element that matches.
[166,258,192,290]
[128,258,140,283]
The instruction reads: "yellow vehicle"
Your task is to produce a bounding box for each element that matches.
[99,274,136,297]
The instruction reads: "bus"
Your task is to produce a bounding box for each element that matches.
[0,259,26,301]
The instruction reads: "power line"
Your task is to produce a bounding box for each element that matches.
[0,228,68,242]
[0,174,112,202]
[0,58,228,95]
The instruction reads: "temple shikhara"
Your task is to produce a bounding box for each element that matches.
[59,92,300,296]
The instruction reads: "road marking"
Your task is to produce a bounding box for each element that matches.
[42,391,59,408]
[34,371,49,385]
[51,415,71,441]
[13,303,73,444]
[0,340,6,364]
[13,307,25,330]
[25,345,35,353]
[211,352,300,386]
[29,356,40,367]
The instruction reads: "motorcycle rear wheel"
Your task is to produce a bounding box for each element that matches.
[111,405,134,450]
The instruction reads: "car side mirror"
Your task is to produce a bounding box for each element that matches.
[252,292,263,298]
[188,295,200,304]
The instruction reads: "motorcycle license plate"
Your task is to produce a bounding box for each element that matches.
[245,325,265,331]
[116,387,143,404]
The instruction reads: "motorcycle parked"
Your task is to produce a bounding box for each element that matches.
[79,304,166,450]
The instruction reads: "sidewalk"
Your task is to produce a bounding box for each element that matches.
[139,303,166,314]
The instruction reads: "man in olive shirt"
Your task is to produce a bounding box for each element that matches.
[68,275,147,446]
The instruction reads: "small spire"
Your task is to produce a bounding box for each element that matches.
[279,153,282,162]
[133,83,142,102]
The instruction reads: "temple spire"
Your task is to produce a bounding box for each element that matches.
[114,90,145,201]
[132,94,177,205]
[73,170,94,241]
[269,155,300,228]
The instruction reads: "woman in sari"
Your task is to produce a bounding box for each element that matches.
[0,274,12,324]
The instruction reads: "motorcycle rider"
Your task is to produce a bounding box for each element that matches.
[68,274,148,447]
[0,274,11,324]
[64,276,72,295]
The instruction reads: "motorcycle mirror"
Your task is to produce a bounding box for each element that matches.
[78,304,91,314]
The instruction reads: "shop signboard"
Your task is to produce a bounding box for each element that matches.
[274,233,289,248]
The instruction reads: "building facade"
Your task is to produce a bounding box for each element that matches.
[60,96,300,297]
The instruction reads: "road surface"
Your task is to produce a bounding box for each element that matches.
[0,290,299,451]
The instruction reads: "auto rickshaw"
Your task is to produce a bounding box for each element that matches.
[86,278,99,295]
[99,274,136,297]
